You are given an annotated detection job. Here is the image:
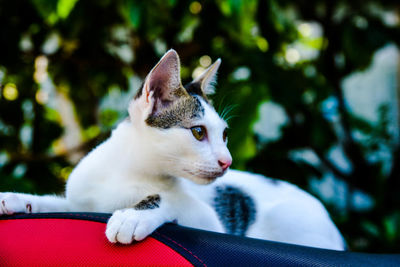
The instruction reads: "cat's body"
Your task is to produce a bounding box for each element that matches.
[0,50,345,250]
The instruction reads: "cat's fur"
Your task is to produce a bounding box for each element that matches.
[0,50,345,250]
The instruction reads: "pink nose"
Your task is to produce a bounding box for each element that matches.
[218,159,232,171]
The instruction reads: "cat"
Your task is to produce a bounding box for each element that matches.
[0,50,345,250]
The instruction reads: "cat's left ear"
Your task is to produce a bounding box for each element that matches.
[186,59,221,97]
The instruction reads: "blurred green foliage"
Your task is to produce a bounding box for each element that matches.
[0,0,399,252]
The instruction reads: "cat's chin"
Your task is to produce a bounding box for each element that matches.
[182,169,226,185]
[185,176,217,185]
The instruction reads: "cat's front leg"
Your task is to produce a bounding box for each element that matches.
[0,192,69,215]
[105,192,224,244]
[106,208,169,244]
[106,194,173,244]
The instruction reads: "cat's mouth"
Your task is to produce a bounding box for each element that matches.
[183,168,226,182]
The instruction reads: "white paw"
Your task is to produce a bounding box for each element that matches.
[0,193,33,215]
[106,209,163,244]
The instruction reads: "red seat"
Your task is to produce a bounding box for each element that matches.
[1,213,399,266]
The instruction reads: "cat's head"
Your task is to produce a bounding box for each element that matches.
[128,49,232,184]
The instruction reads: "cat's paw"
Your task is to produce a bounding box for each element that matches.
[0,193,33,215]
[106,209,163,244]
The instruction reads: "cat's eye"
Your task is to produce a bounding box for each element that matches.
[191,126,206,141]
[223,128,228,142]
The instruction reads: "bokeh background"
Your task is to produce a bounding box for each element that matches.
[1,0,399,252]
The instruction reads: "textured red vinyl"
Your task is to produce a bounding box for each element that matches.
[0,218,192,266]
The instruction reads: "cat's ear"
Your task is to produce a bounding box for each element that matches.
[187,59,221,96]
[131,49,186,118]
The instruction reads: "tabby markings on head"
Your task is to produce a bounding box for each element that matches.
[146,94,205,129]
[213,185,256,236]
[134,195,161,210]
[184,82,211,102]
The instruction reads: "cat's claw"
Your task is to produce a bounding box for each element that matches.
[0,193,32,215]
[106,209,162,244]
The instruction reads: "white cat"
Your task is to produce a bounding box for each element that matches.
[0,50,345,250]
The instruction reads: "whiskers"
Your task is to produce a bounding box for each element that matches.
[153,153,223,179]
[161,154,219,169]
[218,102,238,122]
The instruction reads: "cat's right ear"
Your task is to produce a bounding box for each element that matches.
[186,59,221,97]
[129,49,186,120]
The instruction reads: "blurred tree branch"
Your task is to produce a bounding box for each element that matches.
[8,132,109,165]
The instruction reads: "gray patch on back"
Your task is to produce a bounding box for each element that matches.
[213,185,256,236]
[146,95,204,129]
[134,195,161,210]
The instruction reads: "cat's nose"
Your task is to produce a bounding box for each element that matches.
[218,159,232,171]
